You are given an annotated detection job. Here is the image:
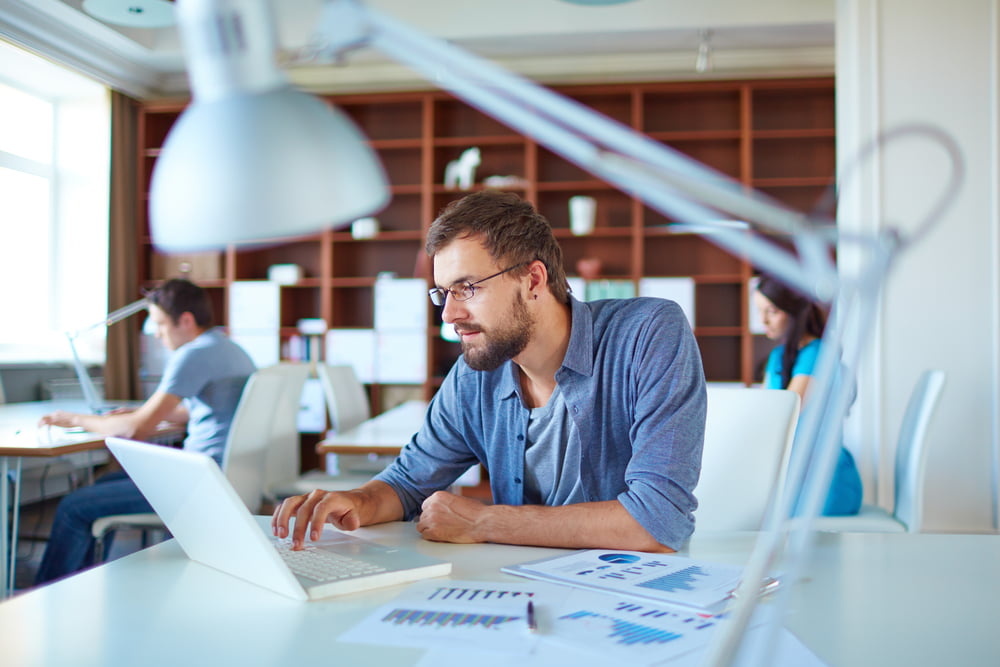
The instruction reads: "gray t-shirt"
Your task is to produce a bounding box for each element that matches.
[157,328,256,463]
[523,385,585,505]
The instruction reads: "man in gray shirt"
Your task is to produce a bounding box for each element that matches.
[36,279,256,583]
[274,190,706,553]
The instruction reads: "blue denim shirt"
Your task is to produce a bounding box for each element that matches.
[375,296,706,549]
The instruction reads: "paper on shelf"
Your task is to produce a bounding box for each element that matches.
[229,281,280,331]
[326,328,427,384]
[748,275,766,334]
[638,277,695,328]
[297,377,326,433]
[229,281,281,367]
[375,330,427,383]
[375,277,428,331]
[326,329,377,383]
[230,332,280,368]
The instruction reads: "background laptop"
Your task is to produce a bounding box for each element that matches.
[106,437,451,601]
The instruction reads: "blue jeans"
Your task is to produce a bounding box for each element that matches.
[34,470,153,585]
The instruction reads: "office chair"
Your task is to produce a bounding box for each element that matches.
[694,386,800,531]
[317,363,371,433]
[812,369,946,533]
[264,363,379,500]
[92,364,307,562]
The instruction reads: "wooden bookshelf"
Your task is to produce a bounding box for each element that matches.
[135,77,835,398]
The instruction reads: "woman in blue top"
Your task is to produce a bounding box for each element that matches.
[753,275,862,516]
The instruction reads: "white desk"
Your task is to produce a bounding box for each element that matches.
[317,400,482,488]
[317,400,428,456]
[0,401,183,599]
[1,523,998,666]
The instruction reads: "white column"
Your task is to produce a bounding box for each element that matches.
[837,0,1000,532]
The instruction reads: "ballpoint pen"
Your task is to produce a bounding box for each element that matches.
[526,599,538,633]
[726,576,781,601]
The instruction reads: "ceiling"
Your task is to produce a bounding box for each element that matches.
[0,0,835,99]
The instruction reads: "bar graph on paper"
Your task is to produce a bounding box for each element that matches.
[339,580,550,655]
[637,565,711,593]
[548,595,721,662]
[382,607,524,630]
[377,585,533,631]
[502,550,744,610]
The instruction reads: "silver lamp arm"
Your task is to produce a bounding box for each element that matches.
[65,298,150,413]
[318,0,838,302]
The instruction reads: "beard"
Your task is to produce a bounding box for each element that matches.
[458,292,534,371]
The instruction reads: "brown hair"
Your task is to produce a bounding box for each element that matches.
[425,190,570,304]
[757,274,826,389]
[146,278,214,328]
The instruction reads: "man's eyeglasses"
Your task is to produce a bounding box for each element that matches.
[428,263,526,306]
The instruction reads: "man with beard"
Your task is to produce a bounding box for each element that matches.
[273,190,706,553]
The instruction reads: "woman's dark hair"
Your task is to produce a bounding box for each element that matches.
[425,190,571,304]
[757,274,826,389]
[146,278,214,328]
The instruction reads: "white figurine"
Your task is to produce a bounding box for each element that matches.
[444,147,481,190]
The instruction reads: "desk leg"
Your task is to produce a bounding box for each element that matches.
[0,457,23,598]
[1,457,7,598]
[9,457,21,595]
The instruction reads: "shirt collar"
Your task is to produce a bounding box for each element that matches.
[494,295,594,398]
[560,296,594,377]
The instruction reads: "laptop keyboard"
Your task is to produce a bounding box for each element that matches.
[274,541,388,583]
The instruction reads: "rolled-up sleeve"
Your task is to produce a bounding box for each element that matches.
[615,301,706,549]
[373,375,481,519]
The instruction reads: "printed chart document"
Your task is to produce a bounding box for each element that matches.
[338,579,566,655]
[546,588,724,663]
[413,589,822,667]
[502,550,744,612]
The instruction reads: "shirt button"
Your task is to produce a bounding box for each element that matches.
[517,435,524,441]
[572,406,579,414]
[514,477,522,484]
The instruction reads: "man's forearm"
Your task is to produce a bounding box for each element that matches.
[60,411,150,439]
[476,500,672,552]
[353,480,407,526]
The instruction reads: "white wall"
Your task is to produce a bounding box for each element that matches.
[838,0,1000,532]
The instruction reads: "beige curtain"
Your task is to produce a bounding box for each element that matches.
[104,90,142,401]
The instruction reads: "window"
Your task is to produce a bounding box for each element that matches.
[0,40,110,363]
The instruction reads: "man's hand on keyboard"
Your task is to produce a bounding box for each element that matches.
[271,481,405,550]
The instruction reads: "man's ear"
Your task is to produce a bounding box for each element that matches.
[177,311,197,330]
[527,260,548,294]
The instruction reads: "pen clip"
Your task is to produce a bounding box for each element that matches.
[726,575,780,601]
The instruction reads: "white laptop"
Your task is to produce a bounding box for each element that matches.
[106,437,451,601]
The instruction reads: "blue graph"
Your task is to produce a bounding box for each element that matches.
[382,608,523,630]
[637,565,709,593]
[560,610,682,646]
[598,553,641,564]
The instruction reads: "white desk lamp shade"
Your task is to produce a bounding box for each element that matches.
[148,0,389,251]
[149,88,389,251]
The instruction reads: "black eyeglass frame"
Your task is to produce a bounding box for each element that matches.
[428,262,527,306]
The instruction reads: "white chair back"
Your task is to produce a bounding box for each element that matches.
[256,363,311,497]
[893,369,945,532]
[695,387,800,531]
[227,363,309,512]
[317,364,371,433]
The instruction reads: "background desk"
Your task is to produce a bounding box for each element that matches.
[0,401,183,599]
[316,400,482,490]
[1,523,997,666]
[316,400,427,457]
